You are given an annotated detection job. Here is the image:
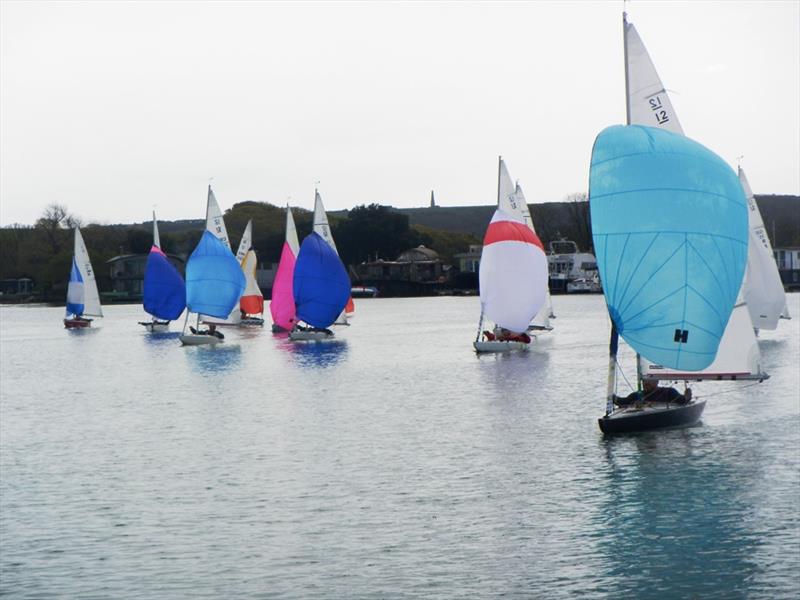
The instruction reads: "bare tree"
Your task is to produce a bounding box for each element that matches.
[35,204,81,254]
[564,192,592,252]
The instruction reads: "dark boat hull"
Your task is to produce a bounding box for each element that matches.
[598,400,706,434]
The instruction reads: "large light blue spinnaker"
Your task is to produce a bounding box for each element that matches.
[590,125,748,371]
[185,231,246,319]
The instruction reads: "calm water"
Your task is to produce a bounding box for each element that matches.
[1,295,798,599]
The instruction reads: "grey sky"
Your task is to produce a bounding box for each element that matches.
[1,0,798,226]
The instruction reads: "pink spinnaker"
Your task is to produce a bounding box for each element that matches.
[270,242,297,330]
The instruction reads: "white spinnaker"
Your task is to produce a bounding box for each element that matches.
[206,185,231,250]
[236,220,253,264]
[313,190,338,253]
[479,210,547,333]
[286,207,300,255]
[152,210,160,249]
[740,168,789,329]
[241,249,263,303]
[74,227,103,317]
[516,183,554,328]
[624,15,683,134]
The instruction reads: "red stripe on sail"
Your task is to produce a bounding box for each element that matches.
[483,220,544,250]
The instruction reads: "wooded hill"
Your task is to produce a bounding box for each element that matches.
[1,194,797,301]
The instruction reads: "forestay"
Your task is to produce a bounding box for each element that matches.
[590,125,748,372]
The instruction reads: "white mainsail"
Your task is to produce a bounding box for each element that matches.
[624,13,683,134]
[74,227,103,317]
[286,206,300,256]
[515,182,555,328]
[203,185,240,325]
[624,13,763,379]
[313,189,338,253]
[740,168,789,329]
[152,210,160,249]
[235,220,253,264]
[313,189,351,324]
[206,185,231,250]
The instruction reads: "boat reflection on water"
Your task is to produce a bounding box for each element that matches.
[183,343,243,373]
[278,337,348,369]
[597,430,766,597]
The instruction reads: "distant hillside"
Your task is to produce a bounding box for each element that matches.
[384,195,800,251]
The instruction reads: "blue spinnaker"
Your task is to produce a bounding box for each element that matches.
[144,246,186,320]
[66,257,84,316]
[185,231,246,319]
[293,232,350,328]
[589,125,748,371]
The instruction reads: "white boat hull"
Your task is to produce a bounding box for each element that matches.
[474,340,529,353]
[289,330,335,342]
[180,334,222,346]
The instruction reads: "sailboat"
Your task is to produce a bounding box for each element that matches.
[179,230,246,346]
[622,11,767,384]
[289,190,351,341]
[474,157,548,353]
[139,211,186,332]
[591,126,749,433]
[235,219,265,326]
[270,206,300,333]
[740,167,791,331]
[514,182,555,331]
[312,189,354,325]
[592,14,752,433]
[64,227,103,329]
[201,185,242,326]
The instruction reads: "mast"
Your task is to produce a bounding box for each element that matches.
[497,155,502,207]
[152,210,160,249]
[606,11,629,412]
[623,12,631,126]
[606,322,618,416]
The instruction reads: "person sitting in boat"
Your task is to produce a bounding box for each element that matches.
[482,328,531,343]
[207,324,224,339]
[614,379,692,407]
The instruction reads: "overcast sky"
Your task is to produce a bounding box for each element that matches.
[1,0,798,226]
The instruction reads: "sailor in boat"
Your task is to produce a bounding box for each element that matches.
[293,323,334,336]
[189,323,225,340]
[613,379,692,408]
[481,326,532,344]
